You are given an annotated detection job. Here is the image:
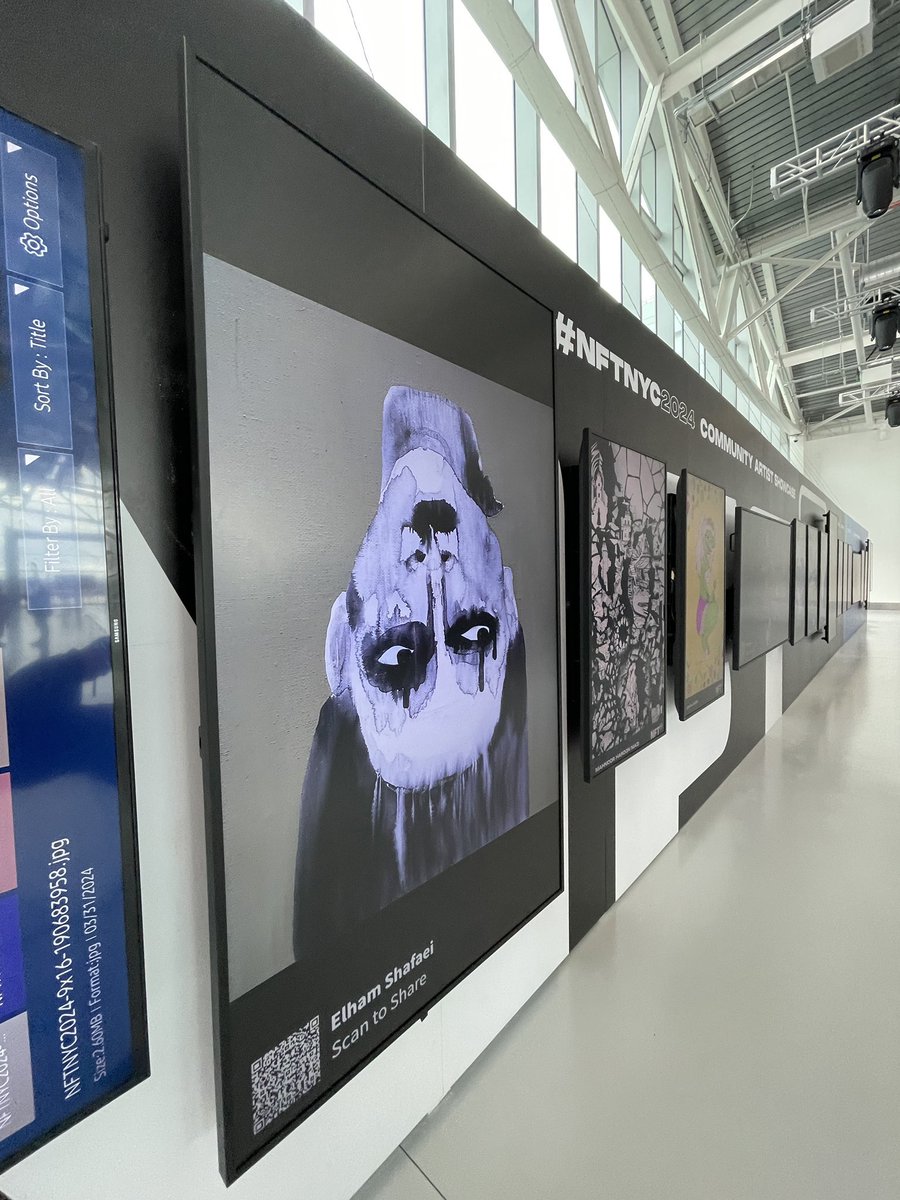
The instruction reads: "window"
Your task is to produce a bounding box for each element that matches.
[641,265,656,333]
[453,0,515,204]
[597,204,622,301]
[313,0,426,123]
[538,0,575,98]
[540,122,577,259]
[595,2,621,158]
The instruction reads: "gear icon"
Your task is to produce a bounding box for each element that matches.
[19,231,48,257]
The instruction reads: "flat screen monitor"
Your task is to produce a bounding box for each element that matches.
[184,51,563,1181]
[790,519,806,644]
[733,508,792,669]
[0,104,147,1169]
[806,524,820,634]
[845,544,852,610]
[579,431,667,779]
[674,471,726,720]
[824,513,838,642]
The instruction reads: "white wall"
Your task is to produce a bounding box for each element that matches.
[3,508,570,1200]
[805,430,900,603]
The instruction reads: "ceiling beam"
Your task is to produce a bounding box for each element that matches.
[806,411,885,440]
[623,76,663,194]
[552,0,622,170]
[732,202,869,265]
[460,0,799,434]
[616,0,802,423]
[837,240,875,427]
[782,334,858,366]
[729,230,860,340]
[660,0,806,99]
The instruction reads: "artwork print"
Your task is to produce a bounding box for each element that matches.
[806,525,819,634]
[683,475,725,703]
[581,431,666,779]
[294,386,529,958]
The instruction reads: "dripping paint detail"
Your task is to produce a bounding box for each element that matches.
[294,387,529,959]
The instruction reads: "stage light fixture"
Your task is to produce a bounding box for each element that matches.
[871,298,899,351]
[885,394,900,427]
[856,135,899,218]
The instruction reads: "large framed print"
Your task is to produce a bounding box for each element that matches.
[852,551,862,606]
[845,544,852,611]
[820,524,830,637]
[806,525,820,634]
[674,471,726,720]
[579,430,666,779]
[790,520,806,645]
[0,103,147,1169]
[824,513,837,642]
[733,509,791,669]
[183,52,562,1182]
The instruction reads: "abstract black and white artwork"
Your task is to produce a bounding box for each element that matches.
[294,385,530,957]
[580,430,666,780]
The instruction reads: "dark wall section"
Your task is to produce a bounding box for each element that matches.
[0,0,431,613]
[0,5,864,950]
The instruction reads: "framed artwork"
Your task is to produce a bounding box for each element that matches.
[824,513,837,642]
[674,471,726,720]
[806,524,820,634]
[790,519,807,645]
[733,509,792,669]
[184,49,562,1181]
[579,430,667,779]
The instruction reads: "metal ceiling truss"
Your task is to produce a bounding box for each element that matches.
[837,379,898,406]
[810,285,899,324]
[661,0,809,100]
[770,103,900,198]
[461,0,799,435]
[602,0,804,429]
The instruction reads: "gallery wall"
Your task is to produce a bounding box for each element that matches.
[806,431,899,605]
[0,4,867,1198]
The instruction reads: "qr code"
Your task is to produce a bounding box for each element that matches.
[250,1015,321,1135]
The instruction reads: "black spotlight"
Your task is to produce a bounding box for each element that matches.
[871,298,899,352]
[856,136,900,219]
[886,395,900,427]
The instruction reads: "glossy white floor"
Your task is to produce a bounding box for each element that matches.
[353,612,900,1200]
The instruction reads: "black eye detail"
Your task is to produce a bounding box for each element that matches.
[445,611,499,656]
[361,621,435,706]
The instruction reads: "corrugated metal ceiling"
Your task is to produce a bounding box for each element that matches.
[639,0,900,431]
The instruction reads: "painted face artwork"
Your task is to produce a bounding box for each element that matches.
[347,456,510,785]
[295,386,530,955]
[325,389,519,789]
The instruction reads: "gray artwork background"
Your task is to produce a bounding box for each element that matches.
[203,255,558,999]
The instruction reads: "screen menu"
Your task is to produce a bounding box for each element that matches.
[0,106,145,1169]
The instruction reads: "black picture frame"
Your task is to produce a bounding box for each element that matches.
[0,99,148,1173]
[181,43,564,1185]
[790,519,806,645]
[732,508,792,670]
[674,469,726,721]
[806,523,819,635]
[579,429,667,780]
[830,511,844,643]
[819,526,829,636]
